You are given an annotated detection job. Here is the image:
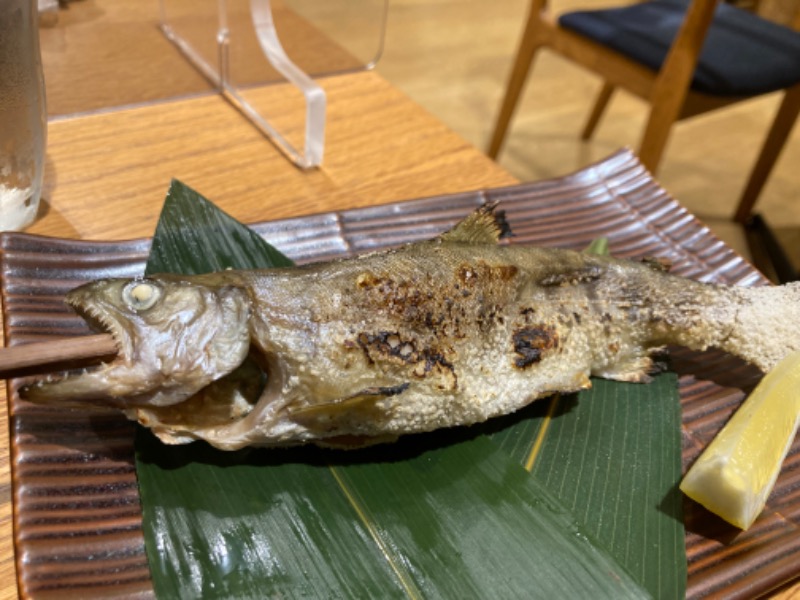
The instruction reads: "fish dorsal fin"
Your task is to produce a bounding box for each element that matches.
[439,204,512,245]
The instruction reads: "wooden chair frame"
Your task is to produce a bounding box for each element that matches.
[488,0,800,223]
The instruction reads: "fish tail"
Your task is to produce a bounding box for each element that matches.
[721,282,800,372]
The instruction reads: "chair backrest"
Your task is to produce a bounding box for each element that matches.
[639,0,719,166]
[490,0,800,230]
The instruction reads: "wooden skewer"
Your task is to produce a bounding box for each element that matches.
[0,334,118,380]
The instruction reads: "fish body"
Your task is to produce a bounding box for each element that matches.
[23,207,800,450]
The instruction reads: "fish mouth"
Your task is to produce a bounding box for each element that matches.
[22,312,273,445]
[70,298,128,358]
[20,275,176,407]
[20,299,130,407]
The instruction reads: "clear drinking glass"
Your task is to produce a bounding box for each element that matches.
[0,0,47,231]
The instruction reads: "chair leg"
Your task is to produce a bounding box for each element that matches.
[734,84,800,224]
[637,100,684,174]
[487,16,544,159]
[581,82,615,140]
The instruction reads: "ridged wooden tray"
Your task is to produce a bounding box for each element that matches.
[2,150,798,598]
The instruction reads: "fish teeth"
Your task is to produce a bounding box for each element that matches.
[71,302,123,351]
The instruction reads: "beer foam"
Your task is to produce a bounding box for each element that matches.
[0,183,37,231]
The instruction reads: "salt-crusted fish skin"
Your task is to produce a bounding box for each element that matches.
[22,206,800,450]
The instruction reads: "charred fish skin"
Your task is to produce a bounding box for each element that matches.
[21,206,800,450]
[224,243,739,449]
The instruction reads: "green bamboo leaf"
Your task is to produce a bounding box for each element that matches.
[148,178,294,273]
[137,434,649,598]
[490,231,686,598]
[584,236,610,256]
[490,375,687,598]
[134,180,656,598]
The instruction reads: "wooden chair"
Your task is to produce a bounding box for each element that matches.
[487,0,800,224]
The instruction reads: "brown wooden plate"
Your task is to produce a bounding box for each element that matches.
[2,150,798,598]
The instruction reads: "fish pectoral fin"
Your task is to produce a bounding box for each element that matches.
[288,383,409,427]
[593,355,654,383]
[575,372,592,389]
[438,203,512,245]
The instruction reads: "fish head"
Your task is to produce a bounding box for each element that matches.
[22,276,252,408]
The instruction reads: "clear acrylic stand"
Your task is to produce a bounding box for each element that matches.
[159,0,389,169]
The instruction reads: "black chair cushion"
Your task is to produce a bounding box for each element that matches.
[558,0,800,96]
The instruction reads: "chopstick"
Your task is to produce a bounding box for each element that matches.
[0,334,118,380]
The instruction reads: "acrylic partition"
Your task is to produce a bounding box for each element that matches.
[159,0,389,168]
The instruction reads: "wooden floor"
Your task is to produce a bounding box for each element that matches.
[370,0,800,273]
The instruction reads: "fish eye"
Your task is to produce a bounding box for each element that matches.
[123,280,162,312]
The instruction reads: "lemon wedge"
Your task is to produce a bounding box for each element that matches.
[680,350,800,530]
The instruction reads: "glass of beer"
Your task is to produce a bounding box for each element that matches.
[0,0,46,232]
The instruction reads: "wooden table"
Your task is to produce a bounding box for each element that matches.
[0,2,516,598]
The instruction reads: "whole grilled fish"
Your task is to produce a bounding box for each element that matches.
[23,206,800,450]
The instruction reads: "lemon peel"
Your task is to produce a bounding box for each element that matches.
[680,350,800,530]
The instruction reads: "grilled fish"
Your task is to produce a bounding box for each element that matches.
[23,206,800,450]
